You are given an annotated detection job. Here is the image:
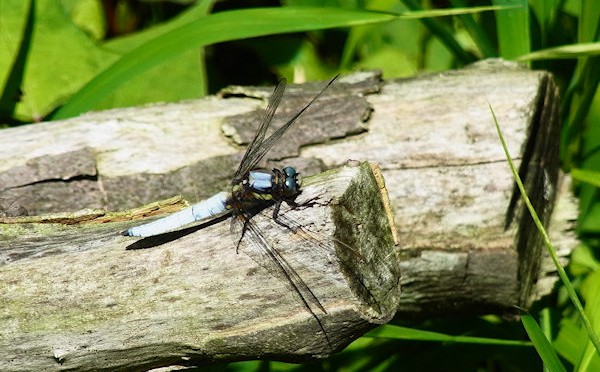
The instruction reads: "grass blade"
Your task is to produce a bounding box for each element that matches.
[490,104,600,356]
[492,0,530,59]
[400,0,475,64]
[366,324,531,346]
[516,42,600,61]
[52,7,397,119]
[571,168,600,188]
[520,310,567,372]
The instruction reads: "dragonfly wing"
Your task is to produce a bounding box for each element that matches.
[233,75,339,183]
[230,209,327,314]
[230,208,333,347]
[258,205,384,315]
[242,75,339,175]
[233,79,287,183]
[263,206,365,263]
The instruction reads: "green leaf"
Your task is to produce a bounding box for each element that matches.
[554,318,588,366]
[449,0,497,58]
[400,0,475,64]
[560,2,600,167]
[554,317,600,371]
[529,0,560,44]
[0,0,33,123]
[575,162,600,235]
[59,0,107,41]
[520,311,567,372]
[0,0,117,122]
[53,4,506,119]
[52,7,398,119]
[366,324,531,346]
[517,42,600,61]
[93,2,214,110]
[492,0,530,60]
[491,104,600,358]
[571,168,600,188]
[340,0,419,73]
[578,270,600,371]
[569,243,600,275]
[355,48,417,77]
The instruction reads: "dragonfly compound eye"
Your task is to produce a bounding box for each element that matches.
[282,166,297,178]
[282,167,299,198]
[284,177,299,197]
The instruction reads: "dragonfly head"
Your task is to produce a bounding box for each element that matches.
[282,166,300,199]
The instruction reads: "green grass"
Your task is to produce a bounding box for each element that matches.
[493,104,600,371]
[2,0,600,370]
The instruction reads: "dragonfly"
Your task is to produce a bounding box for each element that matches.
[123,75,339,347]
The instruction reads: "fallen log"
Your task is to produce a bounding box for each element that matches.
[0,162,399,370]
[0,59,572,370]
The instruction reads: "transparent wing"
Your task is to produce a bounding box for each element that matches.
[230,208,327,314]
[233,75,339,183]
[252,203,385,315]
[233,79,287,183]
[229,204,332,347]
[267,207,365,263]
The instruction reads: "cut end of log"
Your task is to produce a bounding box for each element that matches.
[328,162,401,324]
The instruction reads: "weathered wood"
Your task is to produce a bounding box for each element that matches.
[0,59,573,367]
[0,162,400,370]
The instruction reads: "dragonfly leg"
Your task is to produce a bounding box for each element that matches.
[288,196,323,211]
[236,217,251,254]
[272,200,298,233]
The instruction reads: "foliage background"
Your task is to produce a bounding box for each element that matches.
[1,0,600,370]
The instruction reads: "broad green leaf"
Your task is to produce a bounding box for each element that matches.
[548,269,600,369]
[578,203,600,233]
[0,1,29,93]
[93,2,215,109]
[578,270,600,371]
[93,49,206,111]
[59,0,107,41]
[554,317,600,371]
[355,48,417,77]
[0,0,32,124]
[569,243,600,275]
[53,7,398,119]
[425,31,455,71]
[554,318,587,366]
[0,0,117,122]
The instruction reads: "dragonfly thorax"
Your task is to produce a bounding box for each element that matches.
[243,166,300,202]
